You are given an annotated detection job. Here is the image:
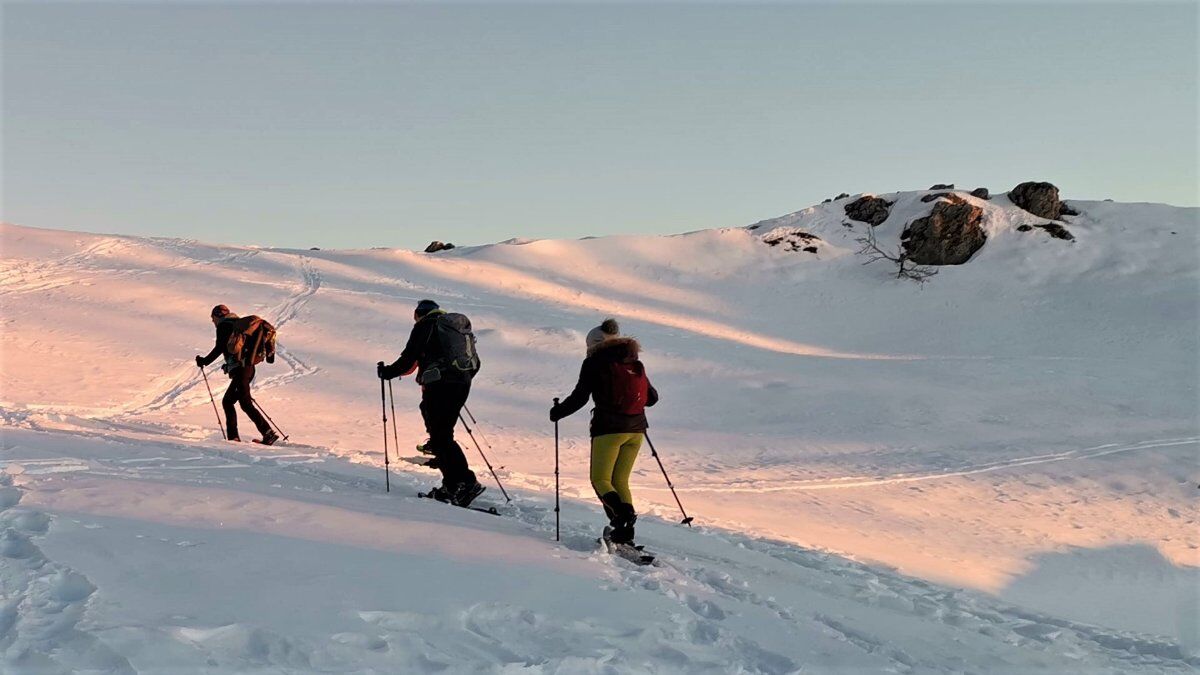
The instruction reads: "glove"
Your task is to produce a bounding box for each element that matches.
[266,353,275,364]
[378,362,400,380]
[549,405,563,422]
[195,355,205,368]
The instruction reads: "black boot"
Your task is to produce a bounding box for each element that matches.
[599,491,623,525]
[425,485,452,502]
[612,502,637,545]
[599,492,637,545]
[451,480,485,507]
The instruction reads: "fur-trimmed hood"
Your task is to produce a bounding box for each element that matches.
[587,336,641,359]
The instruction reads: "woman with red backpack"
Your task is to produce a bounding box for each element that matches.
[550,319,658,548]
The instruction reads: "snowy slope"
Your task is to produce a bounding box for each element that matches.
[1,188,1198,671]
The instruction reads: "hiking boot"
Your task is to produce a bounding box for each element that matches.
[451,481,486,507]
[259,429,280,446]
[416,439,435,456]
[610,503,637,545]
[425,485,452,502]
[227,436,242,443]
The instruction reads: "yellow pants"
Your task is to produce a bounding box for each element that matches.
[590,433,643,505]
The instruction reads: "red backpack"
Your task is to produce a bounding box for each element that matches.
[604,360,650,415]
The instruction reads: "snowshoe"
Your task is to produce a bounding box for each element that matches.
[254,430,280,446]
[599,526,655,566]
[423,485,452,503]
[400,455,439,468]
[612,542,655,566]
[417,486,500,516]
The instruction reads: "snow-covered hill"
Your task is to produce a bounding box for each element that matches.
[1,186,1197,672]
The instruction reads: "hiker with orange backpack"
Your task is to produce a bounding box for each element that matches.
[196,304,279,445]
[551,319,659,551]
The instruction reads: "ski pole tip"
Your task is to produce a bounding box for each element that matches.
[681,517,695,526]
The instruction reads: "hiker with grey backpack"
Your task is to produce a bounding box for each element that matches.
[378,299,485,507]
[196,304,280,445]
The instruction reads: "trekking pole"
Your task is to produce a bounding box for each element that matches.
[458,413,510,502]
[644,432,694,526]
[553,397,560,542]
[387,380,401,462]
[378,363,390,493]
[250,397,289,441]
[199,365,227,440]
[461,404,499,455]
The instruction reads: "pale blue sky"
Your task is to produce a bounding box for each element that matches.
[3,2,1196,250]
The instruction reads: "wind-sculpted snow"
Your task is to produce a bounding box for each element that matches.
[0,472,135,673]
[1,191,1197,669]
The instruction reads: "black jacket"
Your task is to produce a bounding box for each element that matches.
[199,317,238,368]
[554,337,659,437]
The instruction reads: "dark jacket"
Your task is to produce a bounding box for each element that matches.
[385,310,479,384]
[199,316,239,369]
[554,337,659,437]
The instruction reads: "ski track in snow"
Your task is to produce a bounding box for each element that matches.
[0,243,322,423]
[113,255,322,418]
[0,238,137,295]
[675,437,1200,493]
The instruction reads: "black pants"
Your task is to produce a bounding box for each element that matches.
[223,364,271,440]
[419,381,476,488]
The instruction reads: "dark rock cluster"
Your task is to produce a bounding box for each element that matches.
[900,196,987,265]
[1008,182,1072,220]
[844,196,893,226]
[763,230,822,254]
[1017,223,1074,241]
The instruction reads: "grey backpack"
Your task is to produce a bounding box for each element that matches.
[421,312,481,383]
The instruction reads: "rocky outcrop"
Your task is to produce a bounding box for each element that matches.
[763,230,821,253]
[920,193,950,203]
[1017,223,1074,241]
[970,187,990,200]
[900,196,987,265]
[929,183,954,190]
[1008,182,1068,220]
[844,196,892,226]
[424,241,456,253]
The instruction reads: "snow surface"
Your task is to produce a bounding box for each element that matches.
[1,189,1197,672]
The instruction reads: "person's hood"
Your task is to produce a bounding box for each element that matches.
[588,336,641,359]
